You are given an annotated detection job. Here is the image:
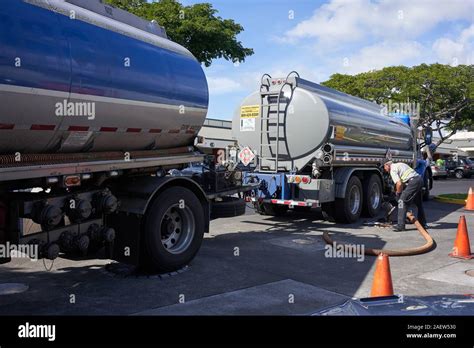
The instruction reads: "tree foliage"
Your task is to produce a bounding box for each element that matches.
[322,64,474,148]
[106,0,253,66]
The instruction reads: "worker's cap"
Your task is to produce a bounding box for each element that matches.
[383,159,393,165]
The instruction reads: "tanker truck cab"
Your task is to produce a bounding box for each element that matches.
[233,72,431,223]
[0,0,252,272]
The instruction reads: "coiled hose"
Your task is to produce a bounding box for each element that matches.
[322,212,435,256]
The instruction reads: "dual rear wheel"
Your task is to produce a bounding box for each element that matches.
[324,174,383,223]
[255,173,384,223]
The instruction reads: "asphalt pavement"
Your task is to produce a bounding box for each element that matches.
[0,178,473,315]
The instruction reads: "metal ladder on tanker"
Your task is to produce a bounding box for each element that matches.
[258,72,299,173]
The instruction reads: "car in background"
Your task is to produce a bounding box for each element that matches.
[169,162,204,177]
[430,161,448,179]
[446,157,474,179]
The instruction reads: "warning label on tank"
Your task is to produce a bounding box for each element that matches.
[62,131,93,148]
[240,105,260,118]
[240,118,256,132]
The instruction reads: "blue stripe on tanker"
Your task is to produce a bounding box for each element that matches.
[0,0,208,109]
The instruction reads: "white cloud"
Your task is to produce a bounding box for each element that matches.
[207,77,243,95]
[432,24,474,65]
[339,40,425,74]
[284,0,473,46]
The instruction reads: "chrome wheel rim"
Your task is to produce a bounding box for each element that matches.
[349,185,361,215]
[370,182,381,210]
[160,205,195,254]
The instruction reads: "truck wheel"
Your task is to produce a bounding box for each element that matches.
[362,174,382,218]
[141,187,205,273]
[334,176,363,223]
[455,170,464,179]
[211,197,246,218]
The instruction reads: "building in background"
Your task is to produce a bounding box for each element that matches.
[425,131,473,160]
[196,118,235,156]
[450,131,474,158]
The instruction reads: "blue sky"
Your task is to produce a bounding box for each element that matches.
[178,0,473,120]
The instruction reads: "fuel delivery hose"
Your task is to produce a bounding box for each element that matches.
[322,213,435,256]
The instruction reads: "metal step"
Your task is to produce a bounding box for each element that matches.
[263,103,287,106]
[261,117,281,121]
[260,91,282,96]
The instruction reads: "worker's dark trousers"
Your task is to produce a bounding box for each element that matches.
[397,176,427,229]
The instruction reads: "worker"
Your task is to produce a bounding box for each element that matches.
[383,160,427,231]
[436,157,445,168]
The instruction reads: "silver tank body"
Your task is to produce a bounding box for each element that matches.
[232,76,414,171]
[0,0,208,154]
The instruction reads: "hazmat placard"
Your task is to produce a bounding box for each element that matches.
[238,146,255,166]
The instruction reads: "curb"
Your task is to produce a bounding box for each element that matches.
[434,195,466,205]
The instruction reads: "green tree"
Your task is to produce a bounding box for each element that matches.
[106,0,253,66]
[322,64,474,149]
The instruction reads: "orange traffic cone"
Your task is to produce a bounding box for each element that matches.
[465,187,474,211]
[449,215,473,259]
[371,253,394,297]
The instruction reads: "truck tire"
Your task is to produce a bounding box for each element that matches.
[362,174,382,218]
[211,197,246,218]
[334,176,363,223]
[141,187,205,273]
[455,170,464,179]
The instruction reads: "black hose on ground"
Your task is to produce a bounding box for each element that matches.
[322,212,435,256]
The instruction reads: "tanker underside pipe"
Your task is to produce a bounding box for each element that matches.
[322,213,435,256]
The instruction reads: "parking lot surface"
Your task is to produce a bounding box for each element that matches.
[1,179,473,315]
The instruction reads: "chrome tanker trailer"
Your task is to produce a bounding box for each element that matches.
[0,0,249,271]
[232,72,432,222]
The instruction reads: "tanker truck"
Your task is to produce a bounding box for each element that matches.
[232,72,432,223]
[0,0,250,271]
